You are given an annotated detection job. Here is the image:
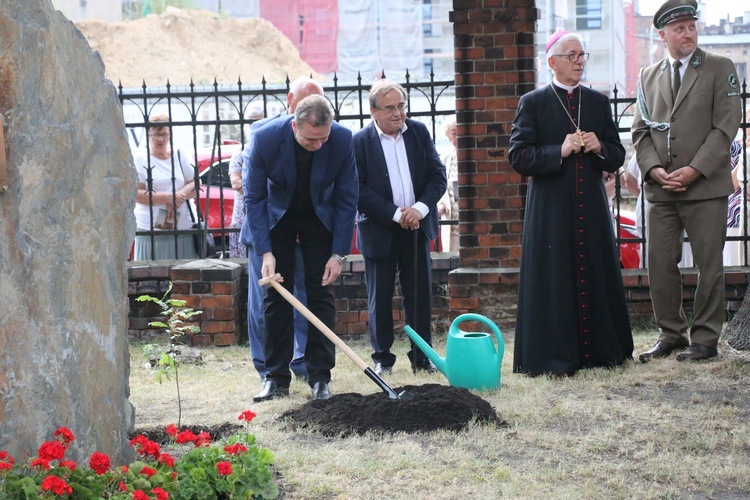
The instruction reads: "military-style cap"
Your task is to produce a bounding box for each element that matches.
[653,0,698,29]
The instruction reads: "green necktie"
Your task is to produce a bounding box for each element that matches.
[672,60,682,101]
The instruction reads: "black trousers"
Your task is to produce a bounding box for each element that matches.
[264,213,335,387]
[364,227,433,367]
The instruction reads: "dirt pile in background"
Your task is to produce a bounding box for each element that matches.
[75,7,319,88]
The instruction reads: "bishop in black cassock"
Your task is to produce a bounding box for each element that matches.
[509,31,633,376]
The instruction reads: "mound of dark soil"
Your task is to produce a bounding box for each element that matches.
[130,423,245,445]
[280,384,504,437]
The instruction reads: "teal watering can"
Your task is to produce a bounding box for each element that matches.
[404,313,505,391]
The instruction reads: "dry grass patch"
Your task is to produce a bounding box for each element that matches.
[129,330,750,499]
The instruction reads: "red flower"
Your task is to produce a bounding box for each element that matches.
[194,432,212,447]
[143,440,161,459]
[152,486,169,500]
[41,475,73,495]
[216,461,233,476]
[132,490,149,500]
[89,452,111,475]
[175,430,197,444]
[123,465,129,473]
[130,435,161,459]
[238,410,256,422]
[53,427,75,447]
[31,458,51,470]
[38,441,66,462]
[165,424,179,437]
[60,460,77,471]
[158,453,175,468]
[120,481,128,492]
[140,465,158,478]
[224,443,248,455]
[0,451,14,469]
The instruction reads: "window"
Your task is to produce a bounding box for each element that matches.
[423,1,433,37]
[424,48,434,75]
[576,0,602,30]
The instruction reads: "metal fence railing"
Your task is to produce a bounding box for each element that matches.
[122,74,750,268]
[121,72,456,260]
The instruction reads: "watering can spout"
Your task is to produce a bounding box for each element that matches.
[403,325,447,375]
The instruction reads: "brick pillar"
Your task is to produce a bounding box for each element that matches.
[448,0,538,326]
[170,260,242,346]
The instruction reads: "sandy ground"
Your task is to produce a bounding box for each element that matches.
[75,6,320,87]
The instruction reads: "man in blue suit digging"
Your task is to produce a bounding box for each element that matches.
[245,94,358,401]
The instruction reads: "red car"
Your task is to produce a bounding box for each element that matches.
[195,140,243,234]
[616,211,641,269]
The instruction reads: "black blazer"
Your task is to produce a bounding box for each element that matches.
[353,118,446,258]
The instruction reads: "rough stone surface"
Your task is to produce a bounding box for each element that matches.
[724,297,750,351]
[0,1,136,464]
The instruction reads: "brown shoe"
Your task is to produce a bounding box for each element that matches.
[638,341,687,363]
[675,344,718,361]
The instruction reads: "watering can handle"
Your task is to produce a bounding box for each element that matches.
[452,313,504,352]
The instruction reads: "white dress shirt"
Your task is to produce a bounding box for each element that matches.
[373,120,429,222]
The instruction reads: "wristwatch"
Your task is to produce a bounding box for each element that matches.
[331,253,346,264]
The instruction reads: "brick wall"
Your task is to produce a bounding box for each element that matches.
[447,0,539,320]
[128,255,457,345]
[128,260,247,345]
[128,258,750,346]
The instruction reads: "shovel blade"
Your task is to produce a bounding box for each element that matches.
[364,367,411,399]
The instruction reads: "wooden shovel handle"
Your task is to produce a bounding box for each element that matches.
[258,274,369,372]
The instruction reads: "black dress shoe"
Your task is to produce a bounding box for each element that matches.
[374,363,392,376]
[415,359,439,374]
[676,344,718,361]
[311,382,331,400]
[252,380,289,402]
[638,341,687,363]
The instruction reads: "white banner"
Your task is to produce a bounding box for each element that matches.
[378,0,423,78]
[337,0,380,81]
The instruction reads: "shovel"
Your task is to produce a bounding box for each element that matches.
[259,274,412,400]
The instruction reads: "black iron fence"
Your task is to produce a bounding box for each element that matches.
[120,72,456,260]
[122,74,750,268]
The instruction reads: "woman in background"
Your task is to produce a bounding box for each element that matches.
[133,114,198,260]
[437,115,459,252]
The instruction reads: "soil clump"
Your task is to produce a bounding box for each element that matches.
[280,384,504,437]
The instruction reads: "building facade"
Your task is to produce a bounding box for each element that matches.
[535,0,628,94]
[53,0,122,22]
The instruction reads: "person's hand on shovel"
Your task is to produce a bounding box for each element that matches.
[322,256,342,286]
[261,252,283,282]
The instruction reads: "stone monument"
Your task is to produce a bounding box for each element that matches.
[0,1,135,464]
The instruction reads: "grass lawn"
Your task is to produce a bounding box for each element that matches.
[129,328,750,499]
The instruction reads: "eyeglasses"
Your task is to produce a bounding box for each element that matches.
[149,132,170,139]
[374,102,407,114]
[552,52,590,62]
